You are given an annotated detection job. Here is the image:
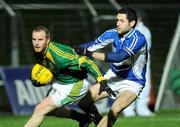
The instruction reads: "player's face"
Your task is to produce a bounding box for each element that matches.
[32,30,50,53]
[116,13,132,35]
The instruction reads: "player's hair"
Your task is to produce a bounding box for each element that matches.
[117,7,138,28]
[32,26,50,39]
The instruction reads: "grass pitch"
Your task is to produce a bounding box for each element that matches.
[0,109,180,127]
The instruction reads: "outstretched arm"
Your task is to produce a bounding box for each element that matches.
[75,48,130,63]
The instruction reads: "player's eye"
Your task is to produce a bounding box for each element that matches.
[38,39,43,41]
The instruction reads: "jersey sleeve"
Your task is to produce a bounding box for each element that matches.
[105,49,130,62]
[78,56,105,82]
[105,32,147,63]
[80,29,116,51]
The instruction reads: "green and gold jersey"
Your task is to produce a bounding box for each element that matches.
[40,41,104,85]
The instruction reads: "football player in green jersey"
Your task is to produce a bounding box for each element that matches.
[24,26,116,127]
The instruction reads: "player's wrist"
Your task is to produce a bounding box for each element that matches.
[85,49,93,58]
[104,53,109,62]
[97,76,105,83]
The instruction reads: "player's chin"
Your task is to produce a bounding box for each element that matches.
[116,29,122,34]
[34,48,42,53]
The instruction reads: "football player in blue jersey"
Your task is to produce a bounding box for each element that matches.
[74,7,148,127]
[123,9,154,117]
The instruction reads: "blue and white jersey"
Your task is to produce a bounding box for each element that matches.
[81,28,148,86]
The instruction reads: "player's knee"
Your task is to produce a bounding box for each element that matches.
[109,109,119,118]
[107,110,118,127]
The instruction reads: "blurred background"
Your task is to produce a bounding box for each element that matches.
[0,0,180,115]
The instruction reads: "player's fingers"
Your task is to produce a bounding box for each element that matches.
[107,91,112,97]
[111,91,116,97]
[108,88,116,97]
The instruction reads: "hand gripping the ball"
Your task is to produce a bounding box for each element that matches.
[31,63,53,87]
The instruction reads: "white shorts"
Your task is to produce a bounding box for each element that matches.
[104,69,143,99]
[49,79,90,107]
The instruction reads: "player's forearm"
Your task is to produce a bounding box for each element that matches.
[80,57,102,77]
[92,52,105,61]
[85,59,106,83]
[92,49,130,62]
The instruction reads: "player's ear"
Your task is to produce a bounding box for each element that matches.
[47,37,50,44]
[130,20,136,28]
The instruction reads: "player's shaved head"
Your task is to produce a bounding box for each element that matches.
[33,26,50,39]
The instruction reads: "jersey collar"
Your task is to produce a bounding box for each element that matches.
[125,28,136,39]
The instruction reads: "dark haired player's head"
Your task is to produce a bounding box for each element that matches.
[116,7,138,36]
[117,7,138,28]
